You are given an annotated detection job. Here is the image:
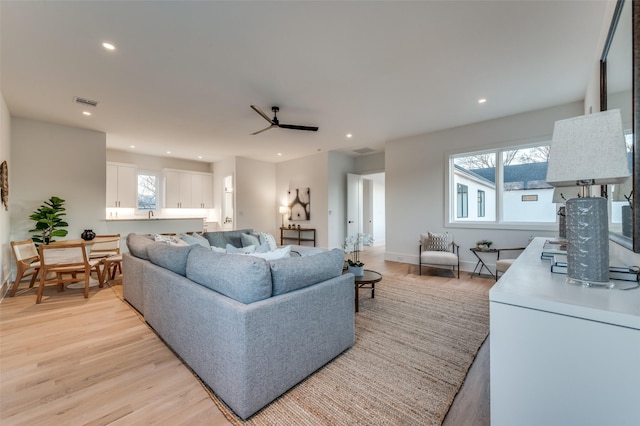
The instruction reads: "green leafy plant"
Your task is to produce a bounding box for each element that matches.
[28,196,69,245]
[343,233,374,267]
[476,239,493,248]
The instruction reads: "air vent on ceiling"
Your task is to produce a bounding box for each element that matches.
[353,147,376,155]
[74,96,99,107]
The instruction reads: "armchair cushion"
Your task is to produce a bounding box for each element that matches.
[421,232,449,252]
[420,250,458,266]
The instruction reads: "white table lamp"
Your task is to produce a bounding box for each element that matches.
[546,109,631,288]
[279,206,288,228]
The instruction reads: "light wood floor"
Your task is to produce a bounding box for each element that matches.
[0,246,493,425]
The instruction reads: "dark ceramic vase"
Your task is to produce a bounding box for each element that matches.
[81,229,96,241]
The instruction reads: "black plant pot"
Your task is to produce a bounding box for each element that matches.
[81,229,96,241]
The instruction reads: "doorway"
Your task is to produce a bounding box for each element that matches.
[347,172,385,247]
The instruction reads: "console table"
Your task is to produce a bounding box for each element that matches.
[280,227,316,247]
[489,237,640,425]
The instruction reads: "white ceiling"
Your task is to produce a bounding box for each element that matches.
[1,1,610,164]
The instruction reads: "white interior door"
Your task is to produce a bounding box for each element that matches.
[363,178,373,237]
[347,173,363,240]
[222,175,234,230]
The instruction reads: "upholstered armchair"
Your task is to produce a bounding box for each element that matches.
[418,232,460,278]
[495,247,525,281]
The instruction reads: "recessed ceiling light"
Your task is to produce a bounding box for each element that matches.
[198,155,203,159]
[166,151,171,154]
[129,145,135,149]
[478,98,487,104]
[102,42,116,51]
[82,111,91,116]
[346,133,353,138]
[277,153,282,156]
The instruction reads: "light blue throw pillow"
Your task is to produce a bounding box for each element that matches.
[180,233,211,248]
[240,232,261,248]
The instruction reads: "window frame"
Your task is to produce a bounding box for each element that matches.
[445,140,558,232]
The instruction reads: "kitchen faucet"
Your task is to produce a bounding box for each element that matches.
[148,211,154,219]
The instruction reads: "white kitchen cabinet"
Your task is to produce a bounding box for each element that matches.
[489,238,640,426]
[191,173,213,208]
[164,169,213,209]
[106,162,136,208]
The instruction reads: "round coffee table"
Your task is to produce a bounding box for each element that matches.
[352,270,382,312]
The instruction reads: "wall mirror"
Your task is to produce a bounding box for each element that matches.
[602,0,639,252]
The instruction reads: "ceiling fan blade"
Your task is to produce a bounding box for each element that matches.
[251,124,276,135]
[250,105,274,124]
[279,124,319,132]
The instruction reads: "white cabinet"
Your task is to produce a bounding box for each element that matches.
[164,169,213,209]
[191,173,213,208]
[489,238,640,426]
[106,162,136,208]
[164,170,192,208]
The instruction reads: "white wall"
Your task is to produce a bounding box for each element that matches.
[327,151,357,249]
[107,149,212,173]
[0,93,11,294]
[385,102,583,271]
[11,117,107,244]
[277,151,331,248]
[235,157,277,234]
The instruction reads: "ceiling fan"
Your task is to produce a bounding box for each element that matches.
[250,105,319,135]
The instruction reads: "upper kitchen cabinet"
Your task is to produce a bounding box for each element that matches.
[164,169,213,209]
[106,162,137,208]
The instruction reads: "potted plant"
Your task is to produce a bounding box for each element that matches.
[343,233,373,276]
[28,196,69,246]
[476,239,493,251]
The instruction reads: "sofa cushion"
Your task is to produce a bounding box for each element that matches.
[180,232,211,248]
[246,245,291,260]
[258,232,278,251]
[204,229,254,249]
[148,244,195,276]
[226,244,256,254]
[269,248,343,296]
[186,248,272,304]
[153,234,182,245]
[240,232,261,248]
[126,233,155,260]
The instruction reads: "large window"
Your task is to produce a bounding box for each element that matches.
[449,143,556,225]
[137,172,158,211]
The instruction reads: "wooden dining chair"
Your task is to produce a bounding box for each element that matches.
[36,241,104,304]
[9,239,41,296]
[88,234,121,260]
[101,254,122,283]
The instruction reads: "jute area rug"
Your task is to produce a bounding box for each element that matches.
[211,273,490,425]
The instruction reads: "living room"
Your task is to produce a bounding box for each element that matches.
[2,1,639,424]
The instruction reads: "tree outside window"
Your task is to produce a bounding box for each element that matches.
[138,173,158,211]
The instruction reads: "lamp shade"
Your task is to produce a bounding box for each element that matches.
[279,206,288,214]
[552,186,583,203]
[546,109,630,187]
[613,176,632,202]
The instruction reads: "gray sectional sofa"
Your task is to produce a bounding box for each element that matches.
[122,231,355,420]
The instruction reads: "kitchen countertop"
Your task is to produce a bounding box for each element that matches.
[104,217,205,221]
